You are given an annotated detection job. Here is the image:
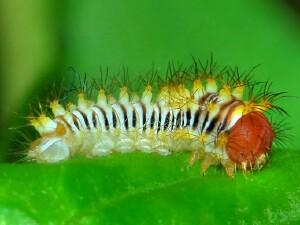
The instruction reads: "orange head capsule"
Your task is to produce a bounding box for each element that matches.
[226,112,274,170]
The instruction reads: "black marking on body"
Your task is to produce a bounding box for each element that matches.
[92,111,97,128]
[56,94,242,137]
[170,112,175,131]
[179,111,183,128]
[216,100,236,133]
[140,102,147,131]
[186,108,191,127]
[119,103,128,130]
[164,111,171,130]
[192,109,201,129]
[95,106,110,130]
[112,110,118,128]
[201,113,209,133]
[206,116,219,133]
[132,109,137,127]
[79,110,90,130]
[175,112,180,128]
[150,110,155,128]
[157,105,161,132]
[208,93,218,103]
[217,122,225,134]
[58,116,73,131]
[199,93,208,104]
[72,114,80,130]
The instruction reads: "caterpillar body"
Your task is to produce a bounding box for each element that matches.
[28,62,283,177]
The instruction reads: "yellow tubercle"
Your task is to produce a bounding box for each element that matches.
[158,131,170,142]
[77,92,84,99]
[177,84,188,95]
[183,87,191,100]
[113,128,121,136]
[218,85,232,102]
[142,85,152,103]
[30,114,57,135]
[256,99,272,112]
[216,132,228,149]
[108,95,116,105]
[67,103,76,111]
[232,83,245,99]
[158,85,173,107]
[98,89,106,97]
[50,100,65,116]
[164,84,192,109]
[231,104,245,117]
[97,89,107,105]
[49,100,59,109]
[193,79,202,92]
[206,78,218,92]
[243,101,257,114]
[147,129,156,139]
[193,79,204,100]
[120,86,128,95]
[207,102,217,112]
[119,86,129,103]
[78,93,88,109]
[131,92,140,102]
[220,85,231,96]
[187,97,197,109]
[144,85,152,93]
[172,129,192,141]
[198,133,207,145]
[39,114,49,123]
[158,86,169,101]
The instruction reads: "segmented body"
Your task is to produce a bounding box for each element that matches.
[51,92,240,154]
[29,67,277,177]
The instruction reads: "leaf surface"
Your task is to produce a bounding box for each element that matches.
[0,149,299,224]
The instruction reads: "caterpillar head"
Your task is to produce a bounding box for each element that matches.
[29,115,69,162]
[226,112,274,170]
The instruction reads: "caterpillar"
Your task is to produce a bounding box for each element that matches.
[26,59,286,178]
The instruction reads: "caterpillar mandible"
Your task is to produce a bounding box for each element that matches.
[27,59,286,178]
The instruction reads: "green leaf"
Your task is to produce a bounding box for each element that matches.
[0,149,299,224]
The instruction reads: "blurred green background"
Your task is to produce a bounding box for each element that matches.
[0,0,300,224]
[1,0,300,146]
